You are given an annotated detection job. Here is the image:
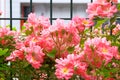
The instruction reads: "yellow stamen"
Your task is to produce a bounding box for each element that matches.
[61,68,69,74]
[82,20,89,25]
[32,38,38,42]
[102,48,108,54]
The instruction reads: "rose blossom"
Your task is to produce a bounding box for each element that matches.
[84,37,119,68]
[86,0,118,19]
[55,54,89,80]
[72,16,94,32]
[6,50,24,61]
[25,45,45,69]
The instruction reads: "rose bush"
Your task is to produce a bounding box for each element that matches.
[0,0,120,80]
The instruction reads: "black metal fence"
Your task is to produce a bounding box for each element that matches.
[0,0,93,30]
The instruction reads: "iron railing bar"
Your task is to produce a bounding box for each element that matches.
[50,18,71,20]
[10,0,12,79]
[91,0,93,3]
[0,17,72,20]
[0,18,28,20]
[30,0,33,12]
[70,0,73,19]
[50,0,53,24]
[10,0,12,30]
[90,0,93,32]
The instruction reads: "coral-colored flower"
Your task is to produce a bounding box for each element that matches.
[67,54,89,79]
[6,50,24,61]
[37,37,55,52]
[0,39,6,45]
[27,13,39,26]
[97,4,117,18]
[24,13,50,35]
[72,16,94,32]
[0,27,19,47]
[96,44,114,64]
[113,24,120,35]
[84,37,119,68]
[110,0,118,3]
[55,54,89,80]
[86,0,118,19]
[66,22,80,45]
[72,16,85,32]
[111,46,120,60]
[0,27,15,37]
[86,3,100,19]
[55,58,74,80]
[41,19,80,58]
[97,0,118,3]
[38,16,50,29]
[25,45,44,69]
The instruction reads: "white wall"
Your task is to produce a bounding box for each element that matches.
[20,0,91,3]
[34,3,50,18]
[73,4,88,18]
[0,0,99,30]
[34,3,88,18]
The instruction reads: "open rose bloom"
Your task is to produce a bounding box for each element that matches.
[1,0,120,80]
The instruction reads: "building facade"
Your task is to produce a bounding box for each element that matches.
[0,0,120,30]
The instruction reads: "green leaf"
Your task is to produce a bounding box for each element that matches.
[12,27,17,31]
[107,63,112,68]
[67,46,75,53]
[109,68,119,73]
[97,68,110,78]
[47,49,57,58]
[110,25,116,30]
[117,3,120,10]
[0,64,9,70]
[94,18,108,28]
[110,16,116,25]
[0,78,4,80]
[0,72,5,78]
[80,38,85,48]
[21,26,26,31]
[84,28,90,34]
[0,48,8,56]
[23,62,30,68]
[25,29,32,36]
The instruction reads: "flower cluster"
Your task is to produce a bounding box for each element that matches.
[0,27,18,46]
[6,34,45,69]
[55,37,120,80]
[84,37,120,66]
[55,54,89,80]
[86,0,118,19]
[7,13,94,68]
[23,13,50,35]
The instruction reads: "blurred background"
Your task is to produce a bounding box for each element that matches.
[0,0,120,30]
